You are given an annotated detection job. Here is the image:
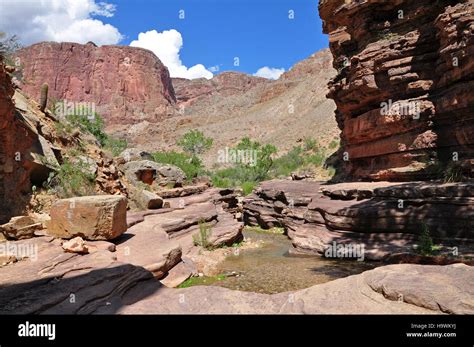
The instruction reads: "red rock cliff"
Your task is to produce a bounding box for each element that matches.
[16,42,176,127]
[0,59,40,223]
[172,72,269,108]
[319,0,473,181]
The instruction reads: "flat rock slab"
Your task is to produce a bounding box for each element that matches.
[115,216,182,278]
[0,236,153,314]
[106,264,474,314]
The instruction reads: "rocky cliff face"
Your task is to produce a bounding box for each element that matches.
[172,72,269,108]
[16,42,176,127]
[0,60,39,223]
[319,0,474,181]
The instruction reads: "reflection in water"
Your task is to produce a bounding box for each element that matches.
[209,229,379,294]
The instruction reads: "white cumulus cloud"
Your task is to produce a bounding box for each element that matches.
[254,66,285,80]
[0,0,123,46]
[130,29,213,80]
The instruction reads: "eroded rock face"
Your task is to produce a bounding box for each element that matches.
[0,60,45,223]
[244,180,474,260]
[15,42,176,127]
[172,72,269,108]
[319,0,474,180]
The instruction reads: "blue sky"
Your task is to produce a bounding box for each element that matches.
[107,0,328,77]
[1,0,328,79]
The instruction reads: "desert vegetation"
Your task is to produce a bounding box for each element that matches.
[150,129,337,195]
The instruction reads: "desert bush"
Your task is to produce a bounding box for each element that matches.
[329,139,339,150]
[151,151,205,180]
[270,146,305,177]
[178,129,213,158]
[45,159,96,198]
[417,223,434,256]
[65,113,107,146]
[303,138,318,151]
[211,137,277,194]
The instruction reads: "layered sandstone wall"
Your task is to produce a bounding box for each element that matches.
[16,42,176,127]
[319,0,474,181]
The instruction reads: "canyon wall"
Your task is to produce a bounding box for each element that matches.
[172,72,269,108]
[16,42,176,127]
[319,0,474,181]
[0,60,41,223]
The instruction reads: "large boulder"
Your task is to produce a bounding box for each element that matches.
[48,195,127,240]
[123,160,186,188]
[119,148,153,162]
[133,189,164,210]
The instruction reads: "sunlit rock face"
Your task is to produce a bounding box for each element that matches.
[15,41,177,127]
[319,0,474,181]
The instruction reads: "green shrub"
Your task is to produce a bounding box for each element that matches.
[303,138,318,151]
[151,151,204,179]
[45,159,96,198]
[211,137,276,193]
[270,146,305,177]
[241,181,257,195]
[66,113,107,146]
[178,129,213,158]
[417,223,434,256]
[329,139,339,149]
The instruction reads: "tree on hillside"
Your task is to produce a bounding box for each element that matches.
[178,130,213,162]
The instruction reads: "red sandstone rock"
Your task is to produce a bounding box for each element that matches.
[319,0,474,181]
[172,72,269,108]
[15,42,176,127]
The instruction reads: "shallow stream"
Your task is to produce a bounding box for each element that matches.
[192,228,380,294]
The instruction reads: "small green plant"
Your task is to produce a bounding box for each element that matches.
[417,223,434,256]
[193,219,213,250]
[241,181,256,195]
[329,139,339,150]
[66,113,108,146]
[377,31,401,41]
[303,138,318,151]
[444,161,465,183]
